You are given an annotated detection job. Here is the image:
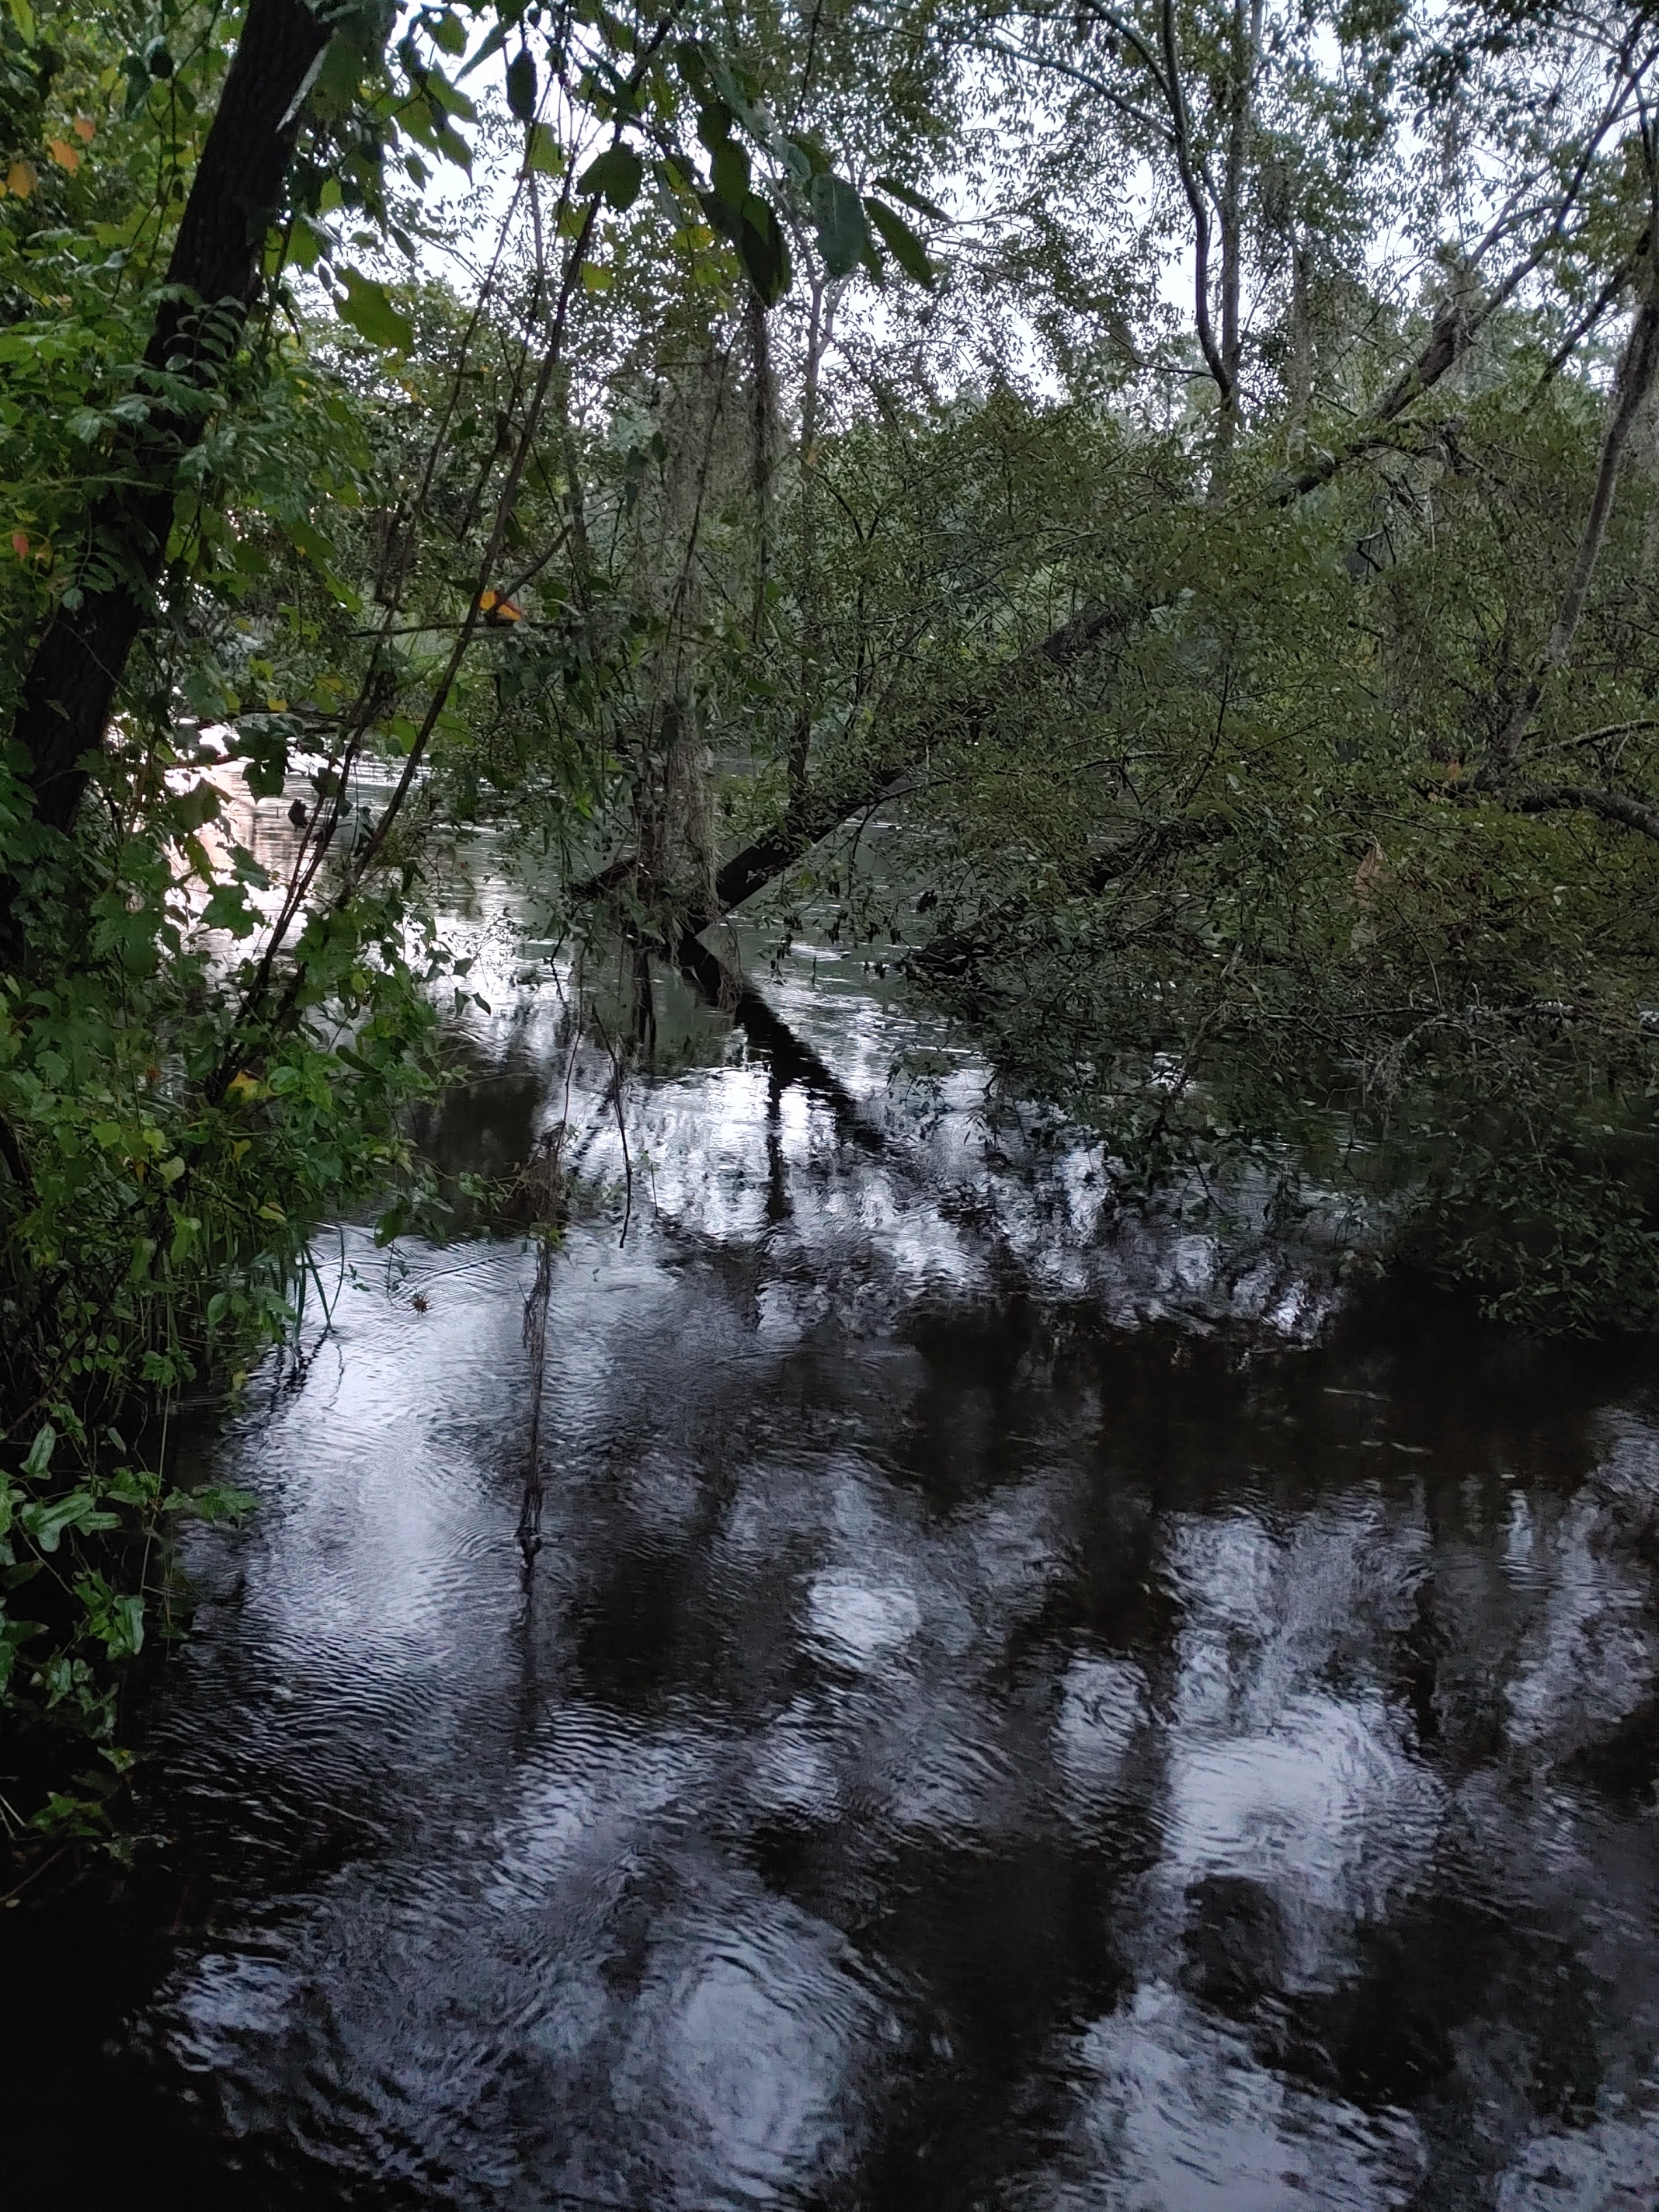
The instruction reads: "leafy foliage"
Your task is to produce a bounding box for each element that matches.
[9,0,1659,1843]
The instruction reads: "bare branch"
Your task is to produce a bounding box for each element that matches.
[1511,781,1659,841]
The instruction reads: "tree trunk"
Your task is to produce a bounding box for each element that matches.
[746,287,777,639]
[788,273,836,822]
[567,594,1144,923]
[13,0,331,834]
[1479,280,1659,786]
[1211,0,1261,479]
[1286,228,1313,432]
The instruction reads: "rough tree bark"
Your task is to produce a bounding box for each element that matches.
[13,0,332,834]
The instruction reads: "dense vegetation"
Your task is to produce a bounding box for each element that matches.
[5,0,1659,1832]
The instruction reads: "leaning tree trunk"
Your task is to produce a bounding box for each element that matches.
[1478,275,1659,788]
[13,0,331,835]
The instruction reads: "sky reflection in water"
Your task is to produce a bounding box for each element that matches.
[12,828,1659,2212]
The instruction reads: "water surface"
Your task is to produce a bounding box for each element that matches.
[9,848,1659,2211]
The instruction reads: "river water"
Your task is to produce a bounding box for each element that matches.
[9,839,1659,2210]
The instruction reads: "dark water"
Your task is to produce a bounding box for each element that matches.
[9,852,1659,2210]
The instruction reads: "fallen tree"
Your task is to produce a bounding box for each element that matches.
[565,264,1578,955]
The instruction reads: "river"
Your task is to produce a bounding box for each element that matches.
[8,834,1659,2210]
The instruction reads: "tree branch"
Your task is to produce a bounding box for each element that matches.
[1478,279,1659,786]
[1511,781,1659,842]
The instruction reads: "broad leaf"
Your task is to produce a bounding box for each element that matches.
[506,47,537,123]
[736,193,791,306]
[20,1492,119,1554]
[579,144,643,210]
[871,175,951,223]
[424,7,465,55]
[338,270,414,352]
[200,883,259,939]
[526,122,564,176]
[865,197,934,286]
[711,137,750,210]
[456,19,508,78]
[810,172,868,279]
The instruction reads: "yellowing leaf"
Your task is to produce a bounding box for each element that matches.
[225,1070,261,1098]
[10,531,26,561]
[71,114,96,144]
[47,138,79,172]
[6,159,37,198]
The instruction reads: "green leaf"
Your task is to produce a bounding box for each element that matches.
[237,725,289,799]
[0,1623,44,1694]
[283,515,337,569]
[871,175,951,224]
[579,144,642,210]
[425,7,465,55]
[865,197,934,287]
[22,1422,54,1480]
[506,47,537,123]
[200,883,259,939]
[525,122,564,176]
[280,515,362,610]
[675,37,712,97]
[75,1576,145,1658]
[177,1484,257,1524]
[6,0,36,43]
[308,32,375,123]
[290,214,332,271]
[20,1492,119,1553]
[810,172,868,279]
[169,779,221,833]
[697,100,732,151]
[456,19,508,78]
[338,270,414,352]
[423,69,476,122]
[375,1198,410,1245]
[710,137,750,210]
[785,133,832,181]
[735,193,791,306]
[30,1792,114,1838]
